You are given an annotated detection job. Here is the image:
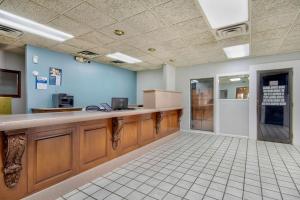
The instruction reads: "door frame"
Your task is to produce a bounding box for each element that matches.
[249,60,298,144]
[256,69,293,143]
[189,77,215,132]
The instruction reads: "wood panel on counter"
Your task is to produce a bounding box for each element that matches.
[0,109,182,200]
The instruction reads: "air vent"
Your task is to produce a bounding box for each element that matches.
[77,50,99,58]
[214,23,249,40]
[0,25,23,38]
[111,60,125,64]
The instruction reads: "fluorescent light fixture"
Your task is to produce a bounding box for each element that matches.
[223,43,249,59]
[191,80,199,84]
[106,52,142,64]
[230,78,241,82]
[198,0,248,29]
[0,9,73,41]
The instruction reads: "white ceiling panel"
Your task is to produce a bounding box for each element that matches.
[1,0,300,70]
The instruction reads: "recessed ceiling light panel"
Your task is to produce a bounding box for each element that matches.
[223,43,249,59]
[198,0,248,29]
[0,9,73,41]
[106,52,142,64]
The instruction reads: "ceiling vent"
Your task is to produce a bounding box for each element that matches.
[77,50,99,58]
[214,23,249,40]
[0,25,23,38]
[111,60,125,64]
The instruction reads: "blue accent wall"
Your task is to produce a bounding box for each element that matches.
[25,45,136,112]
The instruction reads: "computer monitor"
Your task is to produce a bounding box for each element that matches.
[111,98,128,110]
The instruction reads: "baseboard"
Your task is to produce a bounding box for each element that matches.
[181,129,249,139]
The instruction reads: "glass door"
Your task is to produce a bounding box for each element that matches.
[257,69,293,144]
[190,78,214,131]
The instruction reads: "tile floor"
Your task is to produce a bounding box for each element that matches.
[58,132,300,200]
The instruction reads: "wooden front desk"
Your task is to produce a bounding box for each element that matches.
[0,108,182,200]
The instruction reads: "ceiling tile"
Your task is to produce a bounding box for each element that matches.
[31,0,83,14]
[122,11,165,34]
[0,0,58,23]
[285,24,300,40]
[77,31,115,45]
[51,43,82,54]
[122,34,160,52]
[251,39,282,56]
[161,38,188,51]
[137,54,163,66]
[172,17,209,37]
[252,13,297,33]
[48,15,92,37]
[102,0,146,21]
[183,31,215,46]
[280,37,300,53]
[141,0,170,9]
[65,2,116,29]
[252,0,300,19]
[144,27,180,42]
[0,35,18,45]
[64,38,98,50]
[252,27,289,43]
[18,33,59,48]
[98,21,139,40]
[152,0,201,25]
[87,46,110,56]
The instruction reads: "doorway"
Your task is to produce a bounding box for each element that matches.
[257,69,293,144]
[190,78,214,131]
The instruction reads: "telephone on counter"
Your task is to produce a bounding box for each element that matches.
[99,103,112,112]
[85,103,112,112]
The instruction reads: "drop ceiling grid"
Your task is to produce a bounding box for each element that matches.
[1,0,300,70]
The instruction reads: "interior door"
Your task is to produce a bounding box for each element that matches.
[257,69,293,144]
[190,78,214,131]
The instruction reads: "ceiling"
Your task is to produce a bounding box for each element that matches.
[0,0,300,71]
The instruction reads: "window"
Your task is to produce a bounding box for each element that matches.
[219,74,249,99]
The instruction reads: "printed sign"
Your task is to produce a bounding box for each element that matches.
[36,76,48,90]
[49,67,62,86]
[262,82,286,106]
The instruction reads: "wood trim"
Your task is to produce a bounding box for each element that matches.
[112,117,124,150]
[3,133,26,188]
[155,112,163,134]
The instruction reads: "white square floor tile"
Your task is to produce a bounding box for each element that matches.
[57,133,300,200]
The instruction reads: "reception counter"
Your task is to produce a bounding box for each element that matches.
[0,107,182,200]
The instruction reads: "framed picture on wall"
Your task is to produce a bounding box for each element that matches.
[49,67,62,86]
[0,68,21,98]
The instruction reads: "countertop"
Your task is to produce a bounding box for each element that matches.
[0,107,182,131]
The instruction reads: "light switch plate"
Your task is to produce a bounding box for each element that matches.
[33,55,39,64]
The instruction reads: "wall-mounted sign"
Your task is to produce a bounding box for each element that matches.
[262,81,286,106]
[49,67,62,86]
[36,76,47,90]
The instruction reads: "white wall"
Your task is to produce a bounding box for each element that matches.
[0,50,26,114]
[136,68,163,105]
[219,100,249,137]
[176,52,300,141]
[163,64,176,91]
